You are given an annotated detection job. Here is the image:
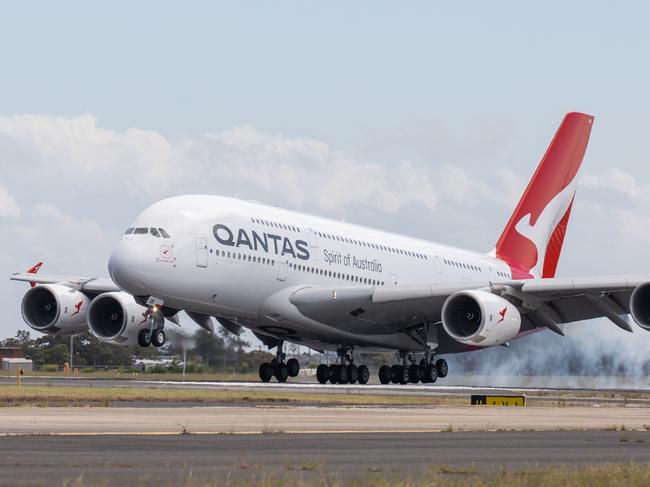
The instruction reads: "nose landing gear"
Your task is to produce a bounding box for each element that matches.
[138,304,166,348]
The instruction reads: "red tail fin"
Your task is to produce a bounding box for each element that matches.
[26,261,43,288]
[494,112,594,279]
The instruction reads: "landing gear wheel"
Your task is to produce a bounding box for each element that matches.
[259,362,273,382]
[378,365,391,385]
[274,363,289,382]
[151,329,165,348]
[138,329,152,347]
[408,364,420,383]
[435,359,448,378]
[327,364,338,384]
[335,364,349,384]
[357,365,370,385]
[390,365,402,384]
[316,364,329,384]
[287,358,300,377]
[400,366,409,385]
[348,365,359,384]
[423,364,438,383]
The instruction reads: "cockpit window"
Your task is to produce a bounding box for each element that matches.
[125,228,135,235]
[158,228,170,238]
[150,228,161,238]
[133,227,149,234]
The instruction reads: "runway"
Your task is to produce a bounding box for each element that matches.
[1,405,649,434]
[2,431,650,486]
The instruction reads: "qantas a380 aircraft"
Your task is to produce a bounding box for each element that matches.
[11,112,650,385]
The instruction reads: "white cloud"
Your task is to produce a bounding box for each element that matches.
[0,184,20,218]
[0,115,522,216]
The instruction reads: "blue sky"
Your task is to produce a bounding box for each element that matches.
[1,2,649,373]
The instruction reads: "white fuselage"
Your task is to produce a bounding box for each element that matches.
[108,195,513,351]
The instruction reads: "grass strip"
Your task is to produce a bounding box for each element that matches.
[0,384,465,407]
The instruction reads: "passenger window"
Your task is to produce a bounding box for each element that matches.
[134,227,148,234]
[150,228,161,238]
[125,228,135,235]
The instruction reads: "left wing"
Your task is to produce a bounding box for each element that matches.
[11,272,121,295]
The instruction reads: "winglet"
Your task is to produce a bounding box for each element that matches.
[26,262,43,288]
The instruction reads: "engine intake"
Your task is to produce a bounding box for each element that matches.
[87,292,149,345]
[630,282,650,331]
[21,284,89,335]
[441,290,521,347]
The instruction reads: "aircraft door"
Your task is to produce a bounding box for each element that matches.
[308,228,319,248]
[195,237,208,268]
[277,259,288,281]
[432,254,444,274]
[388,273,398,286]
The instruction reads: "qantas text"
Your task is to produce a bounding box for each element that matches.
[213,224,310,260]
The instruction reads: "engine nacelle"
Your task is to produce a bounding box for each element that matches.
[87,292,149,345]
[21,284,90,335]
[441,290,521,347]
[630,282,650,331]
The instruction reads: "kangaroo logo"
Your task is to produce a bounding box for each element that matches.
[513,174,578,277]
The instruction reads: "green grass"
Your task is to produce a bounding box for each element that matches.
[59,463,650,487]
[0,384,465,407]
[0,370,262,382]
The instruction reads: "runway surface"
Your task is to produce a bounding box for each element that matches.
[2,405,649,434]
[2,431,650,486]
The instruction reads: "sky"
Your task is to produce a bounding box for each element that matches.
[1,2,650,374]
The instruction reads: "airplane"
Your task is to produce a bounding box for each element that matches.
[11,112,650,385]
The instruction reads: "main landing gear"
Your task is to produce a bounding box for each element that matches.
[258,342,301,383]
[316,347,370,385]
[138,310,166,348]
[378,351,448,385]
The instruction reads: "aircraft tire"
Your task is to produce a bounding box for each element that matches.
[378,365,391,385]
[138,329,152,348]
[259,362,273,382]
[424,364,438,383]
[435,359,448,378]
[400,366,409,385]
[274,363,289,382]
[287,358,300,377]
[408,364,420,383]
[390,364,401,384]
[316,364,328,384]
[357,365,370,384]
[348,365,358,384]
[151,330,165,348]
[328,364,338,384]
[336,364,349,384]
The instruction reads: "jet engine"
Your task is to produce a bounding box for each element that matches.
[630,282,650,331]
[87,291,150,345]
[21,284,90,335]
[441,290,521,347]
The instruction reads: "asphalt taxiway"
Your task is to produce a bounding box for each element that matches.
[2,431,650,486]
[1,405,649,434]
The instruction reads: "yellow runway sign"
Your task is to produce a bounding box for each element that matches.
[470,395,526,406]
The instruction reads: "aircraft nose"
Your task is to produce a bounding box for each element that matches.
[108,241,145,294]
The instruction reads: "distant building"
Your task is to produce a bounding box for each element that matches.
[2,358,33,372]
[0,346,23,360]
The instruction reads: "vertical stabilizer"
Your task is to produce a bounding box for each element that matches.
[494,112,594,278]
